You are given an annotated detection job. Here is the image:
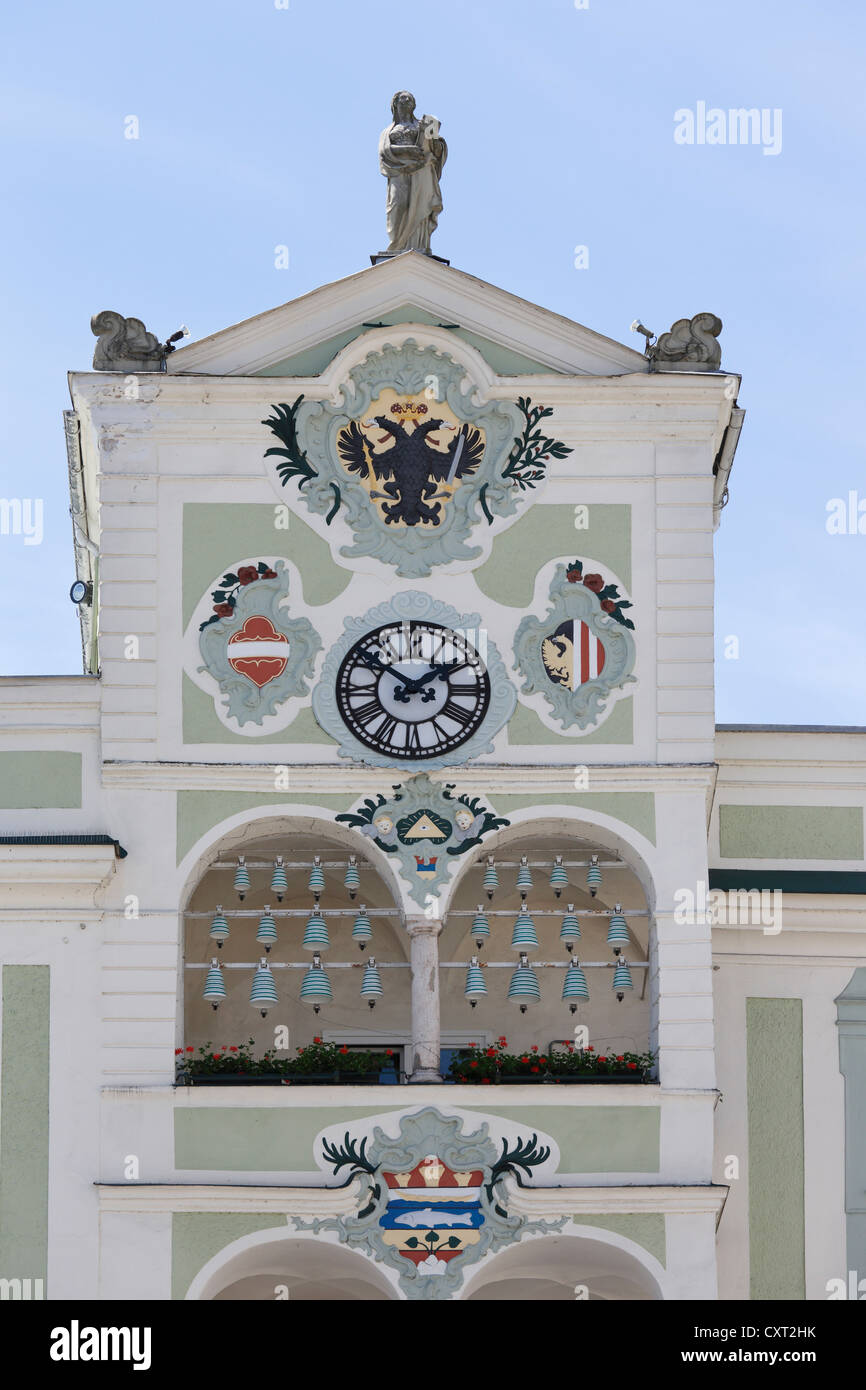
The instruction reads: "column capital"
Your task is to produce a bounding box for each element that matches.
[405,915,442,938]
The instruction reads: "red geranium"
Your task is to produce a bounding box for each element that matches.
[470,1060,479,1069]
[586,1045,594,1052]
[616,1055,624,1062]
[339,1046,348,1055]
[627,1061,637,1070]
[175,1048,183,1055]
[485,1048,496,1058]
[186,1046,194,1052]
[530,1066,540,1074]
[229,1046,238,1053]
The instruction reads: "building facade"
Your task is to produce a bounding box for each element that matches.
[1,253,864,1301]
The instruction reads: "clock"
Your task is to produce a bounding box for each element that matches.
[335,621,490,761]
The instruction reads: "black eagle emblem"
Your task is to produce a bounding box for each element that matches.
[337,415,484,526]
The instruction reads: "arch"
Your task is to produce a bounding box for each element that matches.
[177,806,406,920]
[437,803,659,924]
[459,1227,667,1301]
[186,1227,402,1301]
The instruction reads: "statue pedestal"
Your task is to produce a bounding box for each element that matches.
[370,250,450,266]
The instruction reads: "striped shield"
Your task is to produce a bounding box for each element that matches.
[541,620,606,691]
[227,615,289,688]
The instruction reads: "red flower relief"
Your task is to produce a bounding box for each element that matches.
[237,566,258,585]
[583,573,604,593]
[601,599,617,614]
[262,568,277,579]
[214,603,234,617]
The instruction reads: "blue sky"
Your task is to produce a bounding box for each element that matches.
[1,0,863,723]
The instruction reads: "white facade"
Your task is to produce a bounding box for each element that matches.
[0,255,863,1301]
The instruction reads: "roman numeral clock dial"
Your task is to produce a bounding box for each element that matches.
[336,622,491,761]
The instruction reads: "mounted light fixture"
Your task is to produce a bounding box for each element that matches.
[507,952,540,1013]
[69,579,93,606]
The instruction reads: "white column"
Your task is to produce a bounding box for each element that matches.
[407,917,441,1083]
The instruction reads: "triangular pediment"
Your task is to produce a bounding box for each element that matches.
[166,252,646,379]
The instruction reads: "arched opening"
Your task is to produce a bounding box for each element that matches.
[439,818,653,1075]
[461,1233,664,1301]
[192,1234,399,1301]
[182,821,410,1075]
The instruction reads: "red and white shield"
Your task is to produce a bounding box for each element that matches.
[227,616,289,688]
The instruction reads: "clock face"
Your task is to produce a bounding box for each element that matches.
[335,621,491,761]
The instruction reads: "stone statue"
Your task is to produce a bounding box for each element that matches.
[91,311,166,372]
[379,92,447,255]
[648,313,723,371]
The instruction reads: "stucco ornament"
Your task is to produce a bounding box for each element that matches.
[91,310,167,372]
[513,562,637,730]
[335,773,509,907]
[293,1107,565,1301]
[197,560,321,726]
[648,313,722,371]
[312,590,516,769]
[262,342,570,577]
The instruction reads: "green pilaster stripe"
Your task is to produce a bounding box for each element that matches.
[171,1212,286,1300]
[0,966,50,1289]
[746,998,805,1299]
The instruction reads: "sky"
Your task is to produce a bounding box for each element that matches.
[0,0,864,723]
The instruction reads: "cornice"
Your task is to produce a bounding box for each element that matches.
[100,761,716,796]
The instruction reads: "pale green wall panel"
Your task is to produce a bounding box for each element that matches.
[256,306,554,378]
[746,998,805,1300]
[571,1213,666,1267]
[182,672,338,746]
[177,790,358,864]
[474,504,631,608]
[508,696,633,746]
[0,966,50,1289]
[720,805,864,862]
[171,1212,287,1300]
[0,751,81,809]
[491,792,655,846]
[174,1102,659,1175]
[182,502,351,628]
[175,1105,405,1172]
